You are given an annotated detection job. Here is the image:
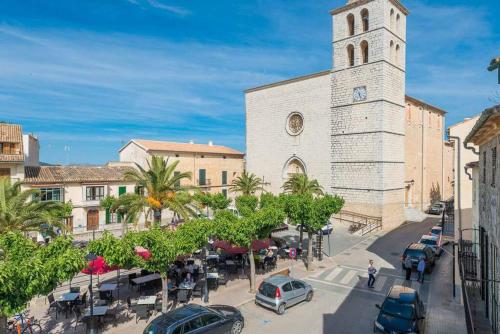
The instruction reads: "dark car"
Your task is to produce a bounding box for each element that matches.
[295,223,333,235]
[143,304,244,334]
[374,285,426,333]
[402,243,435,273]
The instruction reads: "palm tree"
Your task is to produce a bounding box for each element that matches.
[0,178,67,235]
[282,173,324,196]
[111,193,148,232]
[124,156,195,225]
[229,171,263,195]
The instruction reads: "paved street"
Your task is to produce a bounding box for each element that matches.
[240,217,466,334]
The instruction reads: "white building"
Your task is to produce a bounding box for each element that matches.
[246,0,410,229]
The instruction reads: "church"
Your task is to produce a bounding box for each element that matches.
[245,0,454,229]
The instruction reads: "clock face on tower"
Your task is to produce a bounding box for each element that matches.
[353,86,367,102]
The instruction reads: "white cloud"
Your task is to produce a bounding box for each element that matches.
[125,0,190,16]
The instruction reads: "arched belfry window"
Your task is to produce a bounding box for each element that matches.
[347,44,355,67]
[390,40,394,63]
[396,14,401,33]
[347,14,355,36]
[361,9,369,32]
[360,40,368,64]
[395,44,400,65]
[390,9,395,30]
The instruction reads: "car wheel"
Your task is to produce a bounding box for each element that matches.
[231,320,244,334]
[306,291,313,302]
[277,303,286,315]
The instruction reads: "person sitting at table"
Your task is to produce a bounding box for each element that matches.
[266,248,274,258]
[186,262,194,274]
[167,278,178,293]
[183,273,193,284]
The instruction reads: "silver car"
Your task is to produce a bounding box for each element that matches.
[255,275,313,315]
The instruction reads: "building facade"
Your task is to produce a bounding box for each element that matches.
[464,105,500,333]
[0,123,27,182]
[246,0,453,229]
[119,139,245,198]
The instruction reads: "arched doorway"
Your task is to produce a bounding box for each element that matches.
[87,209,99,231]
[283,157,306,179]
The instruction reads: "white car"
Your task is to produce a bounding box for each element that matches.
[295,223,333,235]
[419,234,442,256]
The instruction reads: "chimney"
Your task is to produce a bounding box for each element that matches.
[208,140,213,146]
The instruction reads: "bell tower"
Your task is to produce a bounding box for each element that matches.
[330,0,409,228]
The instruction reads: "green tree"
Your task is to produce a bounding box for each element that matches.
[209,193,231,212]
[214,196,285,292]
[124,156,195,225]
[0,178,68,235]
[0,233,85,333]
[235,195,258,217]
[283,194,344,270]
[229,171,263,195]
[111,193,148,232]
[282,173,324,196]
[193,192,212,217]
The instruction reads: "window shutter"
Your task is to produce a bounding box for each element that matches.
[222,171,228,185]
[199,169,206,186]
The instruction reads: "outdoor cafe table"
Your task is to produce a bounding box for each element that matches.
[84,306,108,317]
[179,282,195,290]
[132,273,161,285]
[58,292,80,302]
[206,272,219,279]
[98,283,117,292]
[137,295,157,305]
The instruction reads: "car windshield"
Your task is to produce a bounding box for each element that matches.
[144,323,161,334]
[405,249,426,259]
[431,229,441,234]
[259,282,278,298]
[420,239,437,246]
[381,299,414,320]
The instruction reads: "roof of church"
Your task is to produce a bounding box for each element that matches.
[330,0,409,16]
[121,139,244,157]
[23,165,136,184]
[245,70,446,115]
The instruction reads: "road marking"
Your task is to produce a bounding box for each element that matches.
[373,276,387,292]
[338,265,407,279]
[325,267,343,281]
[309,268,327,278]
[306,277,386,297]
[340,270,357,285]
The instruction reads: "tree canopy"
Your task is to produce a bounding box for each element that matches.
[282,173,324,196]
[229,171,263,195]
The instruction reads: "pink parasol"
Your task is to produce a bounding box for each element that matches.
[135,246,152,260]
[81,256,119,275]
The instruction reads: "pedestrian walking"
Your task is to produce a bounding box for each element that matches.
[417,258,426,283]
[404,256,413,280]
[367,260,377,288]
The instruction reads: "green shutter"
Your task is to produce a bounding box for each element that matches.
[105,208,110,224]
[199,169,206,186]
[119,186,126,196]
[174,171,180,188]
[222,171,227,185]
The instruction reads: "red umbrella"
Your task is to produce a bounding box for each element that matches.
[81,256,119,275]
[135,246,152,260]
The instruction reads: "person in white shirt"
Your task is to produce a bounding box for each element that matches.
[367,260,377,288]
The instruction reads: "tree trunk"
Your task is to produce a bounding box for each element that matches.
[161,276,169,313]
[248,248,256,293]
[0,315,7,334]
[307,231,314,271]
[299,225,304,252]
[154,209,161,226]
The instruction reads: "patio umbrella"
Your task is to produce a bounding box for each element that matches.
[135,246,152,260]
[81,256,119,275]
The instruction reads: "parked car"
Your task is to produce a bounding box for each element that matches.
[255,275,313,315]
[374,285,426,333]
[419,234,442,256]
[295,223,333,235]
[429,226,443,237]
[401,243,435,273]
[426,202,445,215]
[143,304,244,334]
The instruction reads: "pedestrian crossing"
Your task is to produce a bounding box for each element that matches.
[306,265,426,296]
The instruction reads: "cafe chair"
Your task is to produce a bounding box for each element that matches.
[177,289,190,304]
[191,281,205,300]
[135,304,150,323]
[70,286,81,293]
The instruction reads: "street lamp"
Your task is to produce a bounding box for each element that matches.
[85,252,98,334]
[487,57,500,84]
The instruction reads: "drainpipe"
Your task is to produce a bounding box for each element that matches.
[447,131,462,242]
[421,107,425,211]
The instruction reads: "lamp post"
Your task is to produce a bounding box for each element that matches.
[487,57,500,84]
[85,252,98,334]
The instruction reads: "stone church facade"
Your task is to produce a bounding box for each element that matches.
[245,0,453,229]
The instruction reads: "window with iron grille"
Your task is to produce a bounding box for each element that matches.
[222,171,227,185]
[492,147,497,188]
[86,186,105,201]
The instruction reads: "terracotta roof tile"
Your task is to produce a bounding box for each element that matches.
[0,124,24,162]
[24,165,136,184]
[130,139,244,156]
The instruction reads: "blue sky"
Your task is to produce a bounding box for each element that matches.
[0,0,498,164]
